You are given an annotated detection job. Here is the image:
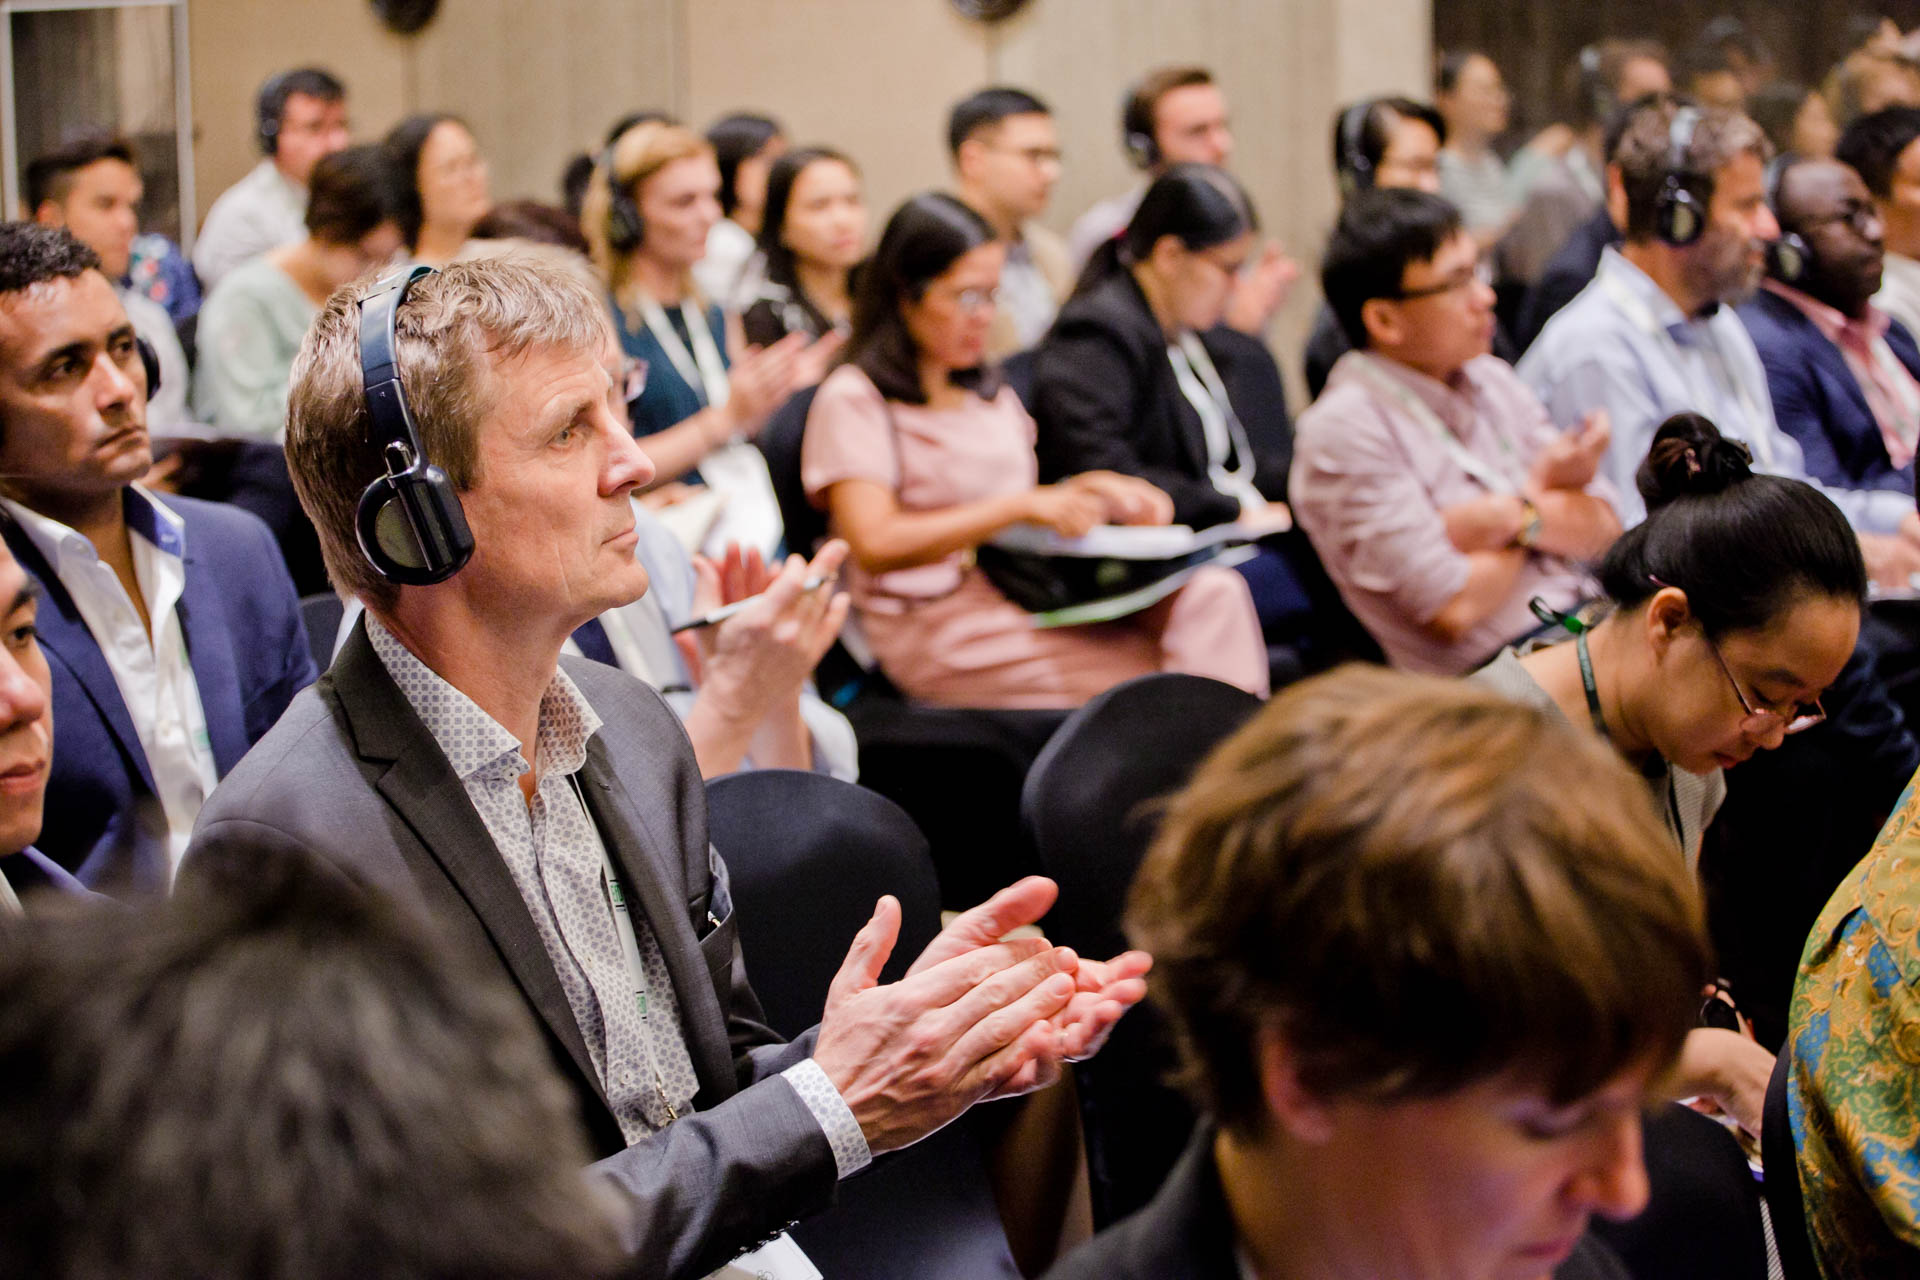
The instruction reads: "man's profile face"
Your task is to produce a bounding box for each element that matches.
[0,543,52,859]
[1154,84,1233,169]
[1688,150,1777,306]
[37,159,142,280]
[275,92,350,185]
[967,113,1062,223]
[0,270,150,507]
[1783,160,1887,315]
[451,335,655,637]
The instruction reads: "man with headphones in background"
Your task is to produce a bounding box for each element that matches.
[0,223,315,896]
[192,67,350,293]
[1067,65,1291,336]
[182,255,1149,1280]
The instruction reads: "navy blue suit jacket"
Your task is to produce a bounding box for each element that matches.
[1739,287,1920,497]
[1,491,315,894]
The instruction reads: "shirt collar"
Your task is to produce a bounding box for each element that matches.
[1764,277,1891,345]
[0,485,184,575]
[1599,246,1719,339]
[365,613,602,785]
[1349,349,1484,417]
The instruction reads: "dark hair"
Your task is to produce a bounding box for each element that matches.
[559,153,596,221]
[844,192,996,404]
[383,113,468,250]
[1836,105,1920,197]
[947,86,1051,156]
[758,146,859,292]
[1331,97,1446,185]
[604,109,676,149]
[0,843,623,1279]
[24,133,135,212]
[470,199,589,256]
[258,67,345,157]
[706,112,783,217]
[1435,49,1489,95]
[0,222,100,296]
[1749,81,1817,156]
[1594,413,1867,635]
[1320,187,1463,349]
[1076,163,1256,295]
[304,143,402,245]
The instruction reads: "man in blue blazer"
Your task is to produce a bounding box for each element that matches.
[0,224,313,896]
[1741,156,1920,501]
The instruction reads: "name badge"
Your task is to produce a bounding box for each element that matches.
[705,1233,821,1280]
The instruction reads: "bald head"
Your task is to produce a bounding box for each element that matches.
[1777,157,1887,315]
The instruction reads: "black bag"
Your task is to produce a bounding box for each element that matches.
[974,544,1221,614]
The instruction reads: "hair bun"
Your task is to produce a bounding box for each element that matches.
[1635,412,1754,513]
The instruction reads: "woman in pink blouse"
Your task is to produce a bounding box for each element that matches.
[802,193,1267,708]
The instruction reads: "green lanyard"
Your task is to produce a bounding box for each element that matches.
[1575,630,1610,740]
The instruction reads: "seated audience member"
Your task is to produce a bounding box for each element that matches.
[695,113,785,305]
[1837,106,1920,339]
[1750,81,1841,159]
[1435,50,1519,247]
[0,225,314,894]
[1500,41,1671,294]
[739,147,865,347]
[1068,66,1290,336]
[0,846,626,1278]
[1521,99,1920,583]
[193,144,402,439]
[125,230,200,332]
[949,87,1072,356]
[384,113,493,268]
[805,193,1268,707]
[1292,189,1620,676]
[1680,36,1750,114]
[1741,155,1920,499]
[584,121,830,557]
[1791,758,1920,1277]
[194,255,1149,1278]
[26,134,189,429]
[1830,46,1920,130]
[193,67,349,292]
[0,538,82,916]
[1045,665,1710,1280]
[469,198,591,255]
[1303,95,1448,398]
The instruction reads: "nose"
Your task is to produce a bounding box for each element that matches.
[1574,1111,1650,1223]
[602,414,655,496]
[1753,203,1781,242]
[0,645,48,735]
[1747,716,1789,752]
[95,347,139,408]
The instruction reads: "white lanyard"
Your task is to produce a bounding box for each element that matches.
[1347,353,1527,495]
[1167,333,1261,504]
[1596,265,1775,467]
[635,294,731,411]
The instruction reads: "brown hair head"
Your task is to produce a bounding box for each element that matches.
[1613,100,1770,241]
[580,120,713,295]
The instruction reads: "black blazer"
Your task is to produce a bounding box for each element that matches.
[1045,1128,1632,1280]
[184,620,837,1280]
[1032,271,1293,529]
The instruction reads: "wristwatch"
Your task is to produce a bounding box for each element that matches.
[1514,499,1543,550]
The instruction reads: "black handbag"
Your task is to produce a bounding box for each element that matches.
[974,544,1223,614]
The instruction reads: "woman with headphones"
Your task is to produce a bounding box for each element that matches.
[583,121,833,558]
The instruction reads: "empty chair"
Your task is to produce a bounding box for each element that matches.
[705,769,1020,1280]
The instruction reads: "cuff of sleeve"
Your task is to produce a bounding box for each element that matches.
[1855,487,1914,537]
[782,1058,872,1180]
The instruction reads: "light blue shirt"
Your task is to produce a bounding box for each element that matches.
[1518,247,1914,534]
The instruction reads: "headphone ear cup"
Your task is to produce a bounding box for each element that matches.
[355,467,474,586]
[135,336,161,398]
[1123,130,1157,171]
[1657,183,1703,247]
[1768,231,1809,284]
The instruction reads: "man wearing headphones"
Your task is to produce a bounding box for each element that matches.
[1520,99,1920,581]
[192,67,349,292]
[183,256,1148,1280]
[0,224,315,895]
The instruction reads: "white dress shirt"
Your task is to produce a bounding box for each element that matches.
[191,159,307,293]
[2,489,217,881]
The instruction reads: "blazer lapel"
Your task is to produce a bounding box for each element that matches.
[329,622,609,1106]
[173,529,251,774]
[577,736,737,1098]
[0,516,156,795]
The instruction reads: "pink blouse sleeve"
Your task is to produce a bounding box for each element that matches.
[802,366,901,507]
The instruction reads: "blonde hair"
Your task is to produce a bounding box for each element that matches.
[283,256,613,611]
[580,121,714,298]
[1128,665,1710,1137]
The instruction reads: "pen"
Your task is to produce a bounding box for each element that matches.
[669,575,835,633]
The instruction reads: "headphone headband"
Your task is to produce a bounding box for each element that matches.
[1336,100,1374,198]
[359,263,434,455]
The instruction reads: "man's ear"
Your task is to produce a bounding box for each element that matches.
[30,200,64,229]
[1359,296,1400,350]
[1255,1024,1336,1144]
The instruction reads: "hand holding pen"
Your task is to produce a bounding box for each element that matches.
[673,541,850,705]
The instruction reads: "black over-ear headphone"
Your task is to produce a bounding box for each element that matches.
[136,337,160,396]
[602,144,645,255]
[1121,81,1160,171]
[1654,106,1706,246]
[355,265,473,586]
[1764,155,1811,285]
[1335,101,1374,200]
[256,71,292,157]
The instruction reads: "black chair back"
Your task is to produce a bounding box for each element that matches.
[1763,1042,1820,1280]
[705,770,1020,1279]
[756,383,828,559]
[298,593,344,674]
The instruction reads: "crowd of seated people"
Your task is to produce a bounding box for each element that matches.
[14,17,1920,1279]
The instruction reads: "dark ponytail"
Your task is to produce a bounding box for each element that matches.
[1596,413,1866,635]
[1073,162,1256,296]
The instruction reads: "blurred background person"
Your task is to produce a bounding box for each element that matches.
[1435,49,1518,249]
[1839,105,1920,338]
[383,113,493,268]
[696,111,785,304]
[948,86,1072,357]
[740,146,865,348]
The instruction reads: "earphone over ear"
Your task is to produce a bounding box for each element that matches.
[256,71,291,157]
[136,336,160,396]
[1121,82,1160,171]
[1335,101,1374,201]
[602,144,645,255]
[1763,154,1811,285]
[354,265,474,586]
[1653,106,1706,247]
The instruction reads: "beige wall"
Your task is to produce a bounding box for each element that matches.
[186,0,1429,392]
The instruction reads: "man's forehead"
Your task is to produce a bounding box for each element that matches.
[0,272,126,359]
[1780,160,1863,214]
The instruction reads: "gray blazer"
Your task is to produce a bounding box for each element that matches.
[183,620,838,1280]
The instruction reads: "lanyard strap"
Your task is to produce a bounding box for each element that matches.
[1167,333,1261,502]
[634,294,731,411]
[1575,630,1611,740]
[1346,353,1527,494]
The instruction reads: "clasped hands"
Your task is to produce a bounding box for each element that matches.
[810,875,1151,1156]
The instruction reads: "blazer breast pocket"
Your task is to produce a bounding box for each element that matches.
[696,904,738,992]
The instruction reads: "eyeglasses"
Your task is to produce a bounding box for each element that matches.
[934,285,1000,313]
[1798,200,1880,239]
[1388,259,1493,301]
[1702,632,1826,736]
[987,143,1063,167]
